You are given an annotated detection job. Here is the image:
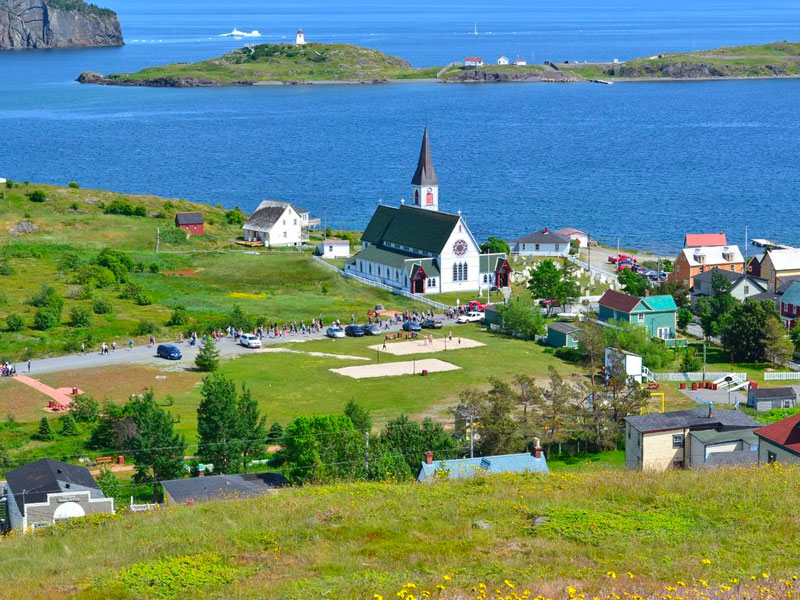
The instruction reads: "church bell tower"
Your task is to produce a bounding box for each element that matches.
[411,126,439,211]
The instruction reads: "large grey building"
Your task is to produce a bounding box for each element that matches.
[2,458,114,533]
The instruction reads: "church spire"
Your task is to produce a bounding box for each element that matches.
[411,125,438,186]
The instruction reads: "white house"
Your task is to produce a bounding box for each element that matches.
[511,228,570,257]
[345,127,511,295]
[514,59,527,66]
[554,227,589,248]
[497,55,509,65]
[464,56,484,68]
[242,200,304,247]
[317,239,350,259]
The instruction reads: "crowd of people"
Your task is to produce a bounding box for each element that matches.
[1,362,17,377]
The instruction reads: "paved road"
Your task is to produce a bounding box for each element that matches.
[20,321,416,376]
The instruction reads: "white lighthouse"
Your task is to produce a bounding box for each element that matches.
[295,29,307,45]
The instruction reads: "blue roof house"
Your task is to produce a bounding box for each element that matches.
[417,448,548,483]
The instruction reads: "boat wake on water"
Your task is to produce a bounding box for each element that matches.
[220,29,261,38]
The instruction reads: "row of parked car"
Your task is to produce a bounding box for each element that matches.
[326,318,446,338]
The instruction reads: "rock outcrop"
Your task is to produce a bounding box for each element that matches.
[0,0,123,50]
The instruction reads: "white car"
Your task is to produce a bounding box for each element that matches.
[326,326,345,338]
[456,311,483,324]
[239,333,262,348]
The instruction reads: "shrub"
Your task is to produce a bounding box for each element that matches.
[30,284,64,311]
[68,181,80,189]
[70,306,92,327]
[60,414,79,436]
[104,199,147,217]
[69,202,80,210]
[163,200,175,211]
[554,347,582,362]
[167,306,190,327]
[5,313,24,332]
[225,207,246,225]
[93,297,113,314]
[134,320,157,335]
[119,282,143,300]
[94,248,134,282]
[75,265,117,289]
[4,179,12,188]
[0,263,15,276]
[71,394,100,423]
[32,417,54,441]
[148,262,160,274]
[134,290,153,306]
[58,252,80,272]
[27,190,47,203]
[34,307,61,330]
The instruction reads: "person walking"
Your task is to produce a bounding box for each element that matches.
[111,341,117,352]
[81,342,86,354]
[27,359,31,373]
[129,339,134,350]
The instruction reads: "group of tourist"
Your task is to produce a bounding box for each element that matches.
[1,362,17,377]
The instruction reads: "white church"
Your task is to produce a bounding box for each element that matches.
[345,127,511,295]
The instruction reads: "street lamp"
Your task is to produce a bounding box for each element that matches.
[724,375,733,406]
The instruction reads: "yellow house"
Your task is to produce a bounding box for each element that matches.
[624,408,758,471]
[759,248,800,292]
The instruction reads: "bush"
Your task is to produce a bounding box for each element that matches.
[69,202,80,210]
[5,313,24,332]
[148,262,160,274]
[4,179,12,188]
[166,306,190,327]
[225,207,246,225]
[58,252,80,272]
[34,308,61,330]
[0,263,15,276]
[72,394,100,423]
[30,284,64,311]
[60,414,79,436]
[75,265,117,289]
[32,417,54,441]
[70,306,92,327]
[134,290,153,306]
[104,199,147,217]
[27,190,46,203]
[93,297,113,314]
[134,320,157,335]
[554,346,582,362]
[68,181,80,189]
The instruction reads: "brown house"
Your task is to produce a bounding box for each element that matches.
[175,212,205,236]
[671,245,744,288]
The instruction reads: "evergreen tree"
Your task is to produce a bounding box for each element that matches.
[237,384,266,473]
[196,374,242,474]
[267,422,284,445]
[96,466,123,505]
[32,417,54,441]
[344,399,372,432]
[60,413,79,436]
[195,336,220,372]
[720,299,780,362]
[128,390,186,501]
[762,316,794,366]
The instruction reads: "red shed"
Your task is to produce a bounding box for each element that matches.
[175,212,205,236]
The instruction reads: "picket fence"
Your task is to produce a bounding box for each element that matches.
[764,371,800,381]
[653,372,747,382]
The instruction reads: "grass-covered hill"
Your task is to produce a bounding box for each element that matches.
[0,180,422,360]
[78,43,441,86]
[564,41,800,79]
[1,467,798,599]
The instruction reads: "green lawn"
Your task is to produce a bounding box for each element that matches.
[1,467,797,599]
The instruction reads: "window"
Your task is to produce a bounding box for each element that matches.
[328,245,333,253]
[463,262,468,280]
[784,400,793,409]
[282,219,286,225]
[453,263,458,281]
[457,263,463,281]
[744,285,749,295]
[672,434,684,449]
[535,244,540,251]
[555,244,560,252]
[283,231,287,238]
[767,451,777,464]
[293,219,297,225]
[637,313,645,323]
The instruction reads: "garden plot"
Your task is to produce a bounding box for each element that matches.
[330,359,460,379]
[367,337,484,356]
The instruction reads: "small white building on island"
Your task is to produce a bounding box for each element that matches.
[295,29,306,45]
[497,55,509,65]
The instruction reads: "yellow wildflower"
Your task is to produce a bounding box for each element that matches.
[505,580,516,589]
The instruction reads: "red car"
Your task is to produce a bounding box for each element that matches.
[464,300,489,312]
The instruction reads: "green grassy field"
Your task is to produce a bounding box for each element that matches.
[0,182,425,360]
[0,467,797,599]
[91,43,439,85]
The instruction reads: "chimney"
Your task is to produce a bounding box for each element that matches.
[644,289,650,297]
[532,437,542,459]
[425,451,434,465]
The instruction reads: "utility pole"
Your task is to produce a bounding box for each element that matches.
[469,411,474,458]
[323,207,327,241]
[703,343,707,380]
[364,430,370,472]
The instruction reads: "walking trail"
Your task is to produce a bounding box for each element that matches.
[13,375,82,411]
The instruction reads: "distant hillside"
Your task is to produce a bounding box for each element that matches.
[0,0,123,50]
[0,468,797,599]
[78,43,440,87]
[563,41,800,79]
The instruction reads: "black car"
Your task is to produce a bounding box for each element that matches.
[402,320,421,332]
[421,318,443,329]
[156,344,182,360]
[361,323,381,335]
[344,325,365,337]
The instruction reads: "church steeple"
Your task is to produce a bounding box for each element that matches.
[411,126,439,211]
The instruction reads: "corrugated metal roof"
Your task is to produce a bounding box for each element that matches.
[640,295,678,312]
[175,212,203,225]
[417,452,548,482]
[548,322,579,335]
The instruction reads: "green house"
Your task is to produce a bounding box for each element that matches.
[547,322,580,348]
[598,290,685,347]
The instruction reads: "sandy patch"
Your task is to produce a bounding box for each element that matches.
[163,269,198,277]
[367,337,484,356]
[257,348,368,361]
[330,359,460,379]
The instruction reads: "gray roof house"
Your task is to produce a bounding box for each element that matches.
[417,448,548,483]
[511,228,570,257]
[690,267,767,308]
[624,408,759,471]
[747,387,798,412]
[242,201,305,247]
[688,428,759,469]
[161,472,289,506]
[2,458,114,533]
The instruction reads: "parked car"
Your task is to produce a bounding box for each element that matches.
[402,320,422,332]
[464,300,489,312]
[421,318,443,329]
[326,326,345,338]
[539,298,558,307]
[239,333,262,348]
[456,311,483,324]
[156,344,182,360]
[361,323,381,336]
[345,325,365,337]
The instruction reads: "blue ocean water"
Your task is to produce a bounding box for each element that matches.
[2,0,800,252]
